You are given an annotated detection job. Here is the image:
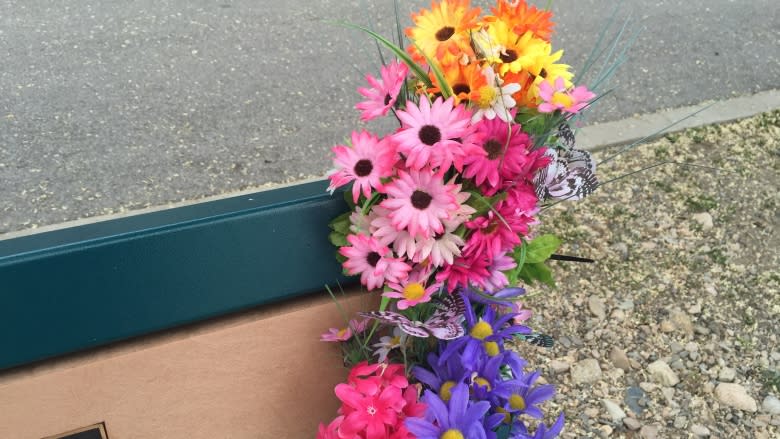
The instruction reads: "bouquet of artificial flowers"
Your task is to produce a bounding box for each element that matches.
[319,1,602,437]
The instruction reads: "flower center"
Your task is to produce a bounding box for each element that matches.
[475,85,497,109]
[509,393,527,410]
[384,93,392,106]
[366,252,381,267]
[440,429,465,439]
[366,405,377,416]
[337,328,349,338]
[470,320,493,340]
[390,335,401,345]
[552,91,574,108]
[402,282,426,301]
[500,49,518,64]
[411,190,433,210]
[418,124,442,146]
[452,83,471,96]
[496,406,512,424]
[435,26,456,41]
[483,139,504,160]
[484,341,500,356]
[353,159,373,177]
[439,381,456,401]
[539,68,547,78]
[473,376,491,390]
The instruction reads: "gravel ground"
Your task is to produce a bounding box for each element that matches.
[512,110,780,438]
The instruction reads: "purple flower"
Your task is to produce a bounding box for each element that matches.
[405,383,491,439]
[412,351,472,402]
[493,369,556,419]
[510,413,565,438]
[439,294,531,365]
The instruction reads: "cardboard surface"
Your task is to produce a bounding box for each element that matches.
[0,289,378,439]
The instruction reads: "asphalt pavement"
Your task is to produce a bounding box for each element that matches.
[1,0,778,235]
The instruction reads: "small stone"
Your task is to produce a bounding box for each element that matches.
[670,341,684,354]
[692,212,714,230]
[550,359,571,374]
[597,425,613,437]
[588,296,606,320]
[610,347,631,371]
[685,342,699,352]
[714,383,757,412]
[571,359,602,384]
[584,407,599,418]
[718,367,737,382]
[761,395,780,415]
[673,415,688,429]
[648,360,680,386]
[611,242,629,261]
[639,382,658,392]
[623,417,641,430]
[670,309,694,337]
[625,386,646,415]
[690,424,711,437]
[688,303,702,314]
[558,336,572,348]
[639,424,660,439]
[602,399,627,422]
[660,320,675,332]
[611,308,626,321]
[618,299,635,310]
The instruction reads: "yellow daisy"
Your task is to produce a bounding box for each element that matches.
[480,20,548,77]
[406,0,481,67]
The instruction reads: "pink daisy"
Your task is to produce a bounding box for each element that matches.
[370,206,418,260]
[384,266,439,310]
[393,97,472,174]
[340,234,411,290]
[320,318,370,342]
[328,130,396,203]
[463,118,533,191]
[436,251,491,292]
[483,251,517,291]
[356,60,409,122]
[380,169,460,239]
[414,219,465,267]
[538,77,595,114]
[464,210,524,260]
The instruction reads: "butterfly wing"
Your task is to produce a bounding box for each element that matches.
[359,311,430,338]
[537,148,598,201]
[556,122,577,149]
[521,333,555,348]
[422,293,465,340]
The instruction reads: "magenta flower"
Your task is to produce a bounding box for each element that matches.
[436,251,491,292]
[340,234,411,290]
[316,415,343,439]
[328,130,396,203]
[483,251,517,291]
[393,97,472,173]
[320,318,370,342]
[356,60,409,121]
[464,210,523,259]
[463,117,533,190]
[335,382,405,439]
[380,169,460,239]
[538,77,595,114]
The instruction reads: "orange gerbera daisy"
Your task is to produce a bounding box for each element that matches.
[406,0,481,67]
[428,62,488,106]
[486,0,555,42]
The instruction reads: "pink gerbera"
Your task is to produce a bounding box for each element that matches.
[538,77,595,114]
[340,234,411,290]
[463,117,533,191]
[464,210,524,259]
[436,250,491,292]
[370,206,418,260]
[483,251,517,291]
[380,169,460,239]
[328,130,396,203]
[393,97,472,174]
[356,60,409,122]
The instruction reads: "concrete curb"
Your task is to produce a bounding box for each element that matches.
[578,89,780,151]
[2,89,778,241]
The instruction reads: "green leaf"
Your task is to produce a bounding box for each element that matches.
[518,262,555,287]
[466,191,507,217]
[334,22,432,88]
[329,212,351,234]
[524,234,561,264]
[411,40,452,98]
[329,231,349,247]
